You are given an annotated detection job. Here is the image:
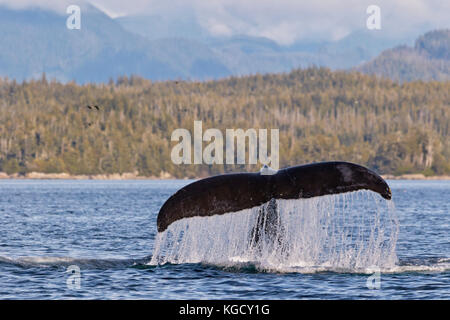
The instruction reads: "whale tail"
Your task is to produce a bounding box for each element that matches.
[157,161,391,233]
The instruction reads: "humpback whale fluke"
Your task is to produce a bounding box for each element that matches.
[157,161,391,232]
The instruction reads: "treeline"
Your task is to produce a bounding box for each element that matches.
[0,67,449,178]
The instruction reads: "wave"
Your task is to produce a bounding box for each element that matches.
[201,256,450,274]
[0,255,151,269]
[0,254,448,274]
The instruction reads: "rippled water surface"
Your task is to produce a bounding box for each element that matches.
[0,179,448,299]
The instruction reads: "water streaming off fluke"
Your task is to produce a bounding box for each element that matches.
[150,190,399,273]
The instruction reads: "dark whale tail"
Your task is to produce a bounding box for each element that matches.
[157,161,391,232]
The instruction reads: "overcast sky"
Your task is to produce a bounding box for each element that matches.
[1,0,449,44]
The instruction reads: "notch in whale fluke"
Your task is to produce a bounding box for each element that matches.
[156,161,391,232]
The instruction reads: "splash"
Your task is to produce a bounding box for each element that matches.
[149,191,399,273]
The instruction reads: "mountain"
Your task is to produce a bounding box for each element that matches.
[117,14,412,76]
[0,5,230,82]
[356,30,450,82]
[314,30,414,69]
[0,5,444,83]
[116,13,210,42]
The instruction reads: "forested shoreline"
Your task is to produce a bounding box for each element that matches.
[0,67,449,178]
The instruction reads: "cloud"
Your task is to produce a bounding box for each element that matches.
[0,0,448,44]
[89,0,449,43]
[0,0,75,12]
[207,20,233,37]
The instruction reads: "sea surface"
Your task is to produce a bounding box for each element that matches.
[0,179,448,299]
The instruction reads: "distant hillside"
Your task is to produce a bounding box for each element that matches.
[0,68,448,178]
[118,15,407,74]
[357,30,450,82]
[0,5,417,83]
[0,5,230,82]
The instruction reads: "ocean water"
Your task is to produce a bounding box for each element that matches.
[0,179,448,299]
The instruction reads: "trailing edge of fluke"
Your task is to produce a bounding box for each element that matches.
[156,161,392,232]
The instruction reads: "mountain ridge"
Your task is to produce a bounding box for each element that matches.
[0,5,447,83]
[356,29,450,82]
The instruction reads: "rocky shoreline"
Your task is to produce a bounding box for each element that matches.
[0,171,175,180]
[381,174,450,180]
[0,171,449,180]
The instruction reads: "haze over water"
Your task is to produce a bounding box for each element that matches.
[0,179,448,299]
